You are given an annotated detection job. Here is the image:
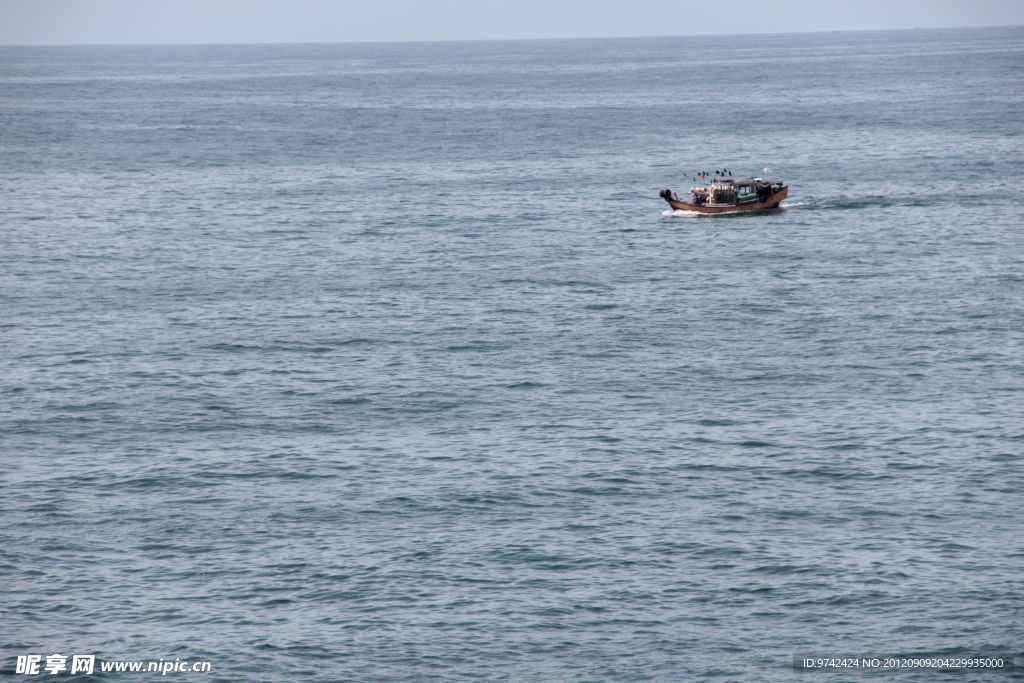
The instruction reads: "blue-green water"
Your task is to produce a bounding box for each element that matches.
[2,27,1023,682]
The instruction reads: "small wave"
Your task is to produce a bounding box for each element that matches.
[800,194,948,210]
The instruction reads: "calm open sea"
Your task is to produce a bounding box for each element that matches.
[2,27,1023,682]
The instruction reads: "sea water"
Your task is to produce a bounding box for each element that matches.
[1,27,1022,682]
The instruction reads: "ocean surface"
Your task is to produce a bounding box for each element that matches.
[2,27,1023,682]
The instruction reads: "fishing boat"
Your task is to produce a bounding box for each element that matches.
[660,171,787,214]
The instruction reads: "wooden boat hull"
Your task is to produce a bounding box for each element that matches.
[665,186,788,213]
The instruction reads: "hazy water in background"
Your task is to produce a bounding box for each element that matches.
[2,27,1023,682]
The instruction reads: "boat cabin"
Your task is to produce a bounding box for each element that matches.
[690,177,785,206]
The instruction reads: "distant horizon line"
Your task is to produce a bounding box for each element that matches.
[1,23,1020,49]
